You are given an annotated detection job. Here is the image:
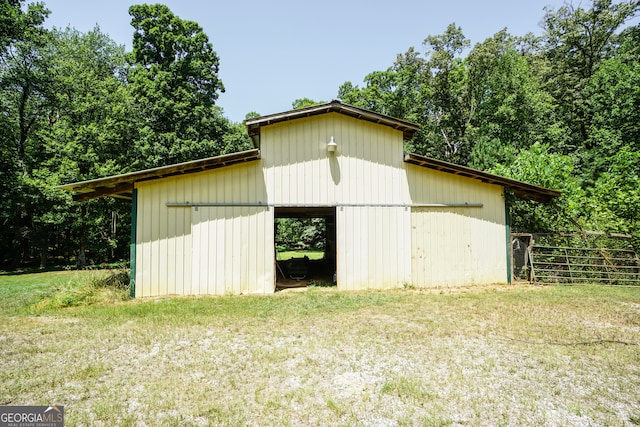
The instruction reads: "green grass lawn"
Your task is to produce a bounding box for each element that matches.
[1,272,640,426]
[276,249,325,261]
[0,270,83,315]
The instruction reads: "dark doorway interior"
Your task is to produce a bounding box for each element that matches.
[274,207,336,290]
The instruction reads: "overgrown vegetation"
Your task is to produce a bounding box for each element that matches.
[1,272,639,425]
[31,270,130,310]
[0,270,130,315]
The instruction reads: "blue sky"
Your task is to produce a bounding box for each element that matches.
[42,0,570,123]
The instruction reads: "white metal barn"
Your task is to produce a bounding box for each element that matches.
[62,101,560,297]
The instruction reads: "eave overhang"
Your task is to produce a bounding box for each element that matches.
[59,149,261,201]
[404,152,562,204]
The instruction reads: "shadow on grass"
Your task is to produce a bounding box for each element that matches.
[308,280,336,288]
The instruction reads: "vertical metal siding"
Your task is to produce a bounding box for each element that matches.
[408,165,508,286]
[133,111,509,296]
[191,206,273,294]
[337,206,412,290]
[135,162,270,297]
[135,178,193,297]
[263,113,413,291]
[411,207,507,286]
[261,113,411,206]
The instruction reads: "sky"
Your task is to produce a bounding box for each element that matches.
[41,0,571,123]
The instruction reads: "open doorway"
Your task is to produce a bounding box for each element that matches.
[274,207,336,290]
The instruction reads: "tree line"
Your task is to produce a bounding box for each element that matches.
[1,0,639,269]
[1,2,251,268]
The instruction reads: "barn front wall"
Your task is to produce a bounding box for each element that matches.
[132,112,509,297]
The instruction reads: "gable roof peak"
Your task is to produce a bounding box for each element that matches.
[245,100,420,141]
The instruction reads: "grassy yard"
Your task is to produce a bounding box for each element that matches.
[276,249,325,261]
[1,271,640,426]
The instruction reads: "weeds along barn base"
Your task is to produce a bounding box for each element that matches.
[60,101,560,297]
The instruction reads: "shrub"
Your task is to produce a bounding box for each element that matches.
[32,270,130,310]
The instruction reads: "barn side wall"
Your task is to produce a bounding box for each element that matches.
[406,164,508,286]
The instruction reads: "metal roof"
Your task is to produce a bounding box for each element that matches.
[404,152,561,204]
[245,100,421,142]
[58,149,261,201]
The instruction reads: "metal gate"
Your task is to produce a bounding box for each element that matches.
[512,232,640,285]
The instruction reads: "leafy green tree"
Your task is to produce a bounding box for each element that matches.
[591,147,640,247]
[414,24,472,163]
[584,24,640,150]
[491,143,586,232]
[0,0,48,48]
[581,57,640,186]
[467,31,557,167]
[540,0,639,153]
[339,47,429,123]
[338,26,474,161]
[244,111,261,120]
[339,25,559,170]
[0,1,51,267]
[127,3,231,168]
[617,21,640,58]
[39,27,134,266]
[128,4,223,103]
[276,218,327,250]
[220,120,252,153]
[468,136,518,172]
[291,98,324,109]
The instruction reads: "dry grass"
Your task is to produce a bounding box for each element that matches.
[1,274,639,426]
